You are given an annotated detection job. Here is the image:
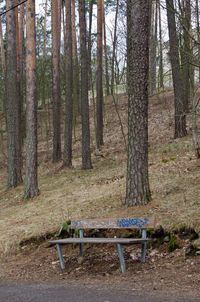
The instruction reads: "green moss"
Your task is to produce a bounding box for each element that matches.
[168,233,178,252]
[58,220,71,236]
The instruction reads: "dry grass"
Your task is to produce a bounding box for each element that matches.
[0,91,200,257]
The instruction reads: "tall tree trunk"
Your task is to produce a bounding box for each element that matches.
[158,0,164,89]
[103,3,110,96]
[79,0,92,170]
[63,0,73,167]
[181,0,192,112]
[125,0,151,206]
[196,0,200,82]
[149,0,158,95]
[88,0,94,91]
[42,0,50,159]
[0,18,5,76]
[166,0,187,138]
[0,17,6,115]
[72,0,80,123]
[52,0,62,162]
[6,0,22,188]
[15,0,22,163]
[110,0,119,95]
[96,0,104,149]
[19,1,25,142]
[42,0,48,109]
[24,0,39,198]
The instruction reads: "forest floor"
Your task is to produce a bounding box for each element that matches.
[0,90,200,296]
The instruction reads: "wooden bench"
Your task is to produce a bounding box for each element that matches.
[49,217,156,273]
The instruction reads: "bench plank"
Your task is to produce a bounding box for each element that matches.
[49,237,151,245]
[71,217,156,229]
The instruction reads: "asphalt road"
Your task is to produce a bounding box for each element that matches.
[0,283,199,302]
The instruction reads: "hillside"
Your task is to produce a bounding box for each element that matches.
[0,90,200,259]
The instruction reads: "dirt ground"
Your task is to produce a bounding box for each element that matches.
[0,238,199,299]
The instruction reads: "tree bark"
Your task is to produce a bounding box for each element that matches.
[24,0,39,198]
[79,0,92,170]
[63,0,73,167]
[52,0,62,162]
[6,0,22,188]
[166,0,187,138]
[125,0,151,206]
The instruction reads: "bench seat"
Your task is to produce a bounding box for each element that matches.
[49,237,151,245]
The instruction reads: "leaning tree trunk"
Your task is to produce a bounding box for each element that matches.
[52,0,62,162]
[6,0,22,188]
[166,0,187,138]
[96,0,104,149]
[63,0,73,167]
[24,0,39,198]
[79,0,92,170]
[125,0,151,206]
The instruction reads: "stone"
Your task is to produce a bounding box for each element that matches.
[192,238,200,250]
[77,256,84,264]
[163,236,170,242]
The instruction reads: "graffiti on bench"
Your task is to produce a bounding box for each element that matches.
[117,218,149,228]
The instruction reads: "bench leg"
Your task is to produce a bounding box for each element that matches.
[141,229,147,263]
[79,229,84,257]
[116,244,126,273]
[141,242,147,263]
[56,244,65,270]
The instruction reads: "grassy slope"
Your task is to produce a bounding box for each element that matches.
[0,91,200,257]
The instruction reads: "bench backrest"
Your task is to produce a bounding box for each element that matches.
[71,217,157,230]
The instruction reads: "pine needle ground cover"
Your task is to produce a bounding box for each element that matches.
[0,91,200,257]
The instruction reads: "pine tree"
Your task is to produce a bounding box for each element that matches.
[79,0,92,170]
[63,0,73,167]
[125,0,151,206]
[24,0,39,198]
[6,0,22,188]
[96,0,104,149]
[52,0,62,162]
[166,0,187,138]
